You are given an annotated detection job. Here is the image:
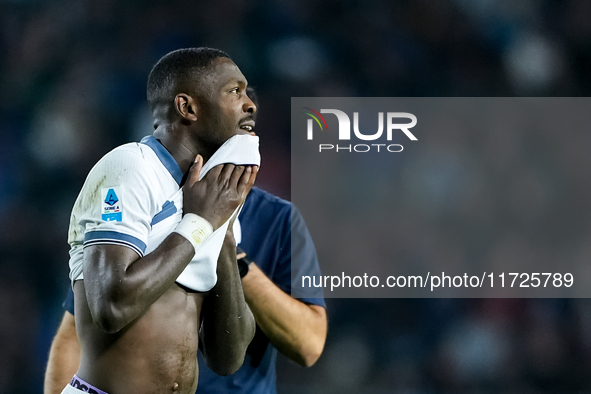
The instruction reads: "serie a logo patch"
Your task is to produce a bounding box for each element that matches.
[101,187,122,222]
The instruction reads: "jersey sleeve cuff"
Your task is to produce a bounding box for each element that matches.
[83,230,147,257]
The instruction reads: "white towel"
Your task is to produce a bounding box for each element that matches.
[176,134,260,291]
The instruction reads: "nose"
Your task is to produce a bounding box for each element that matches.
[243,95,257,114]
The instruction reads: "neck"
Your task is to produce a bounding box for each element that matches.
[153,124,209,175]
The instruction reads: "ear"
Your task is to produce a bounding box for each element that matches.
[174,94,198,122]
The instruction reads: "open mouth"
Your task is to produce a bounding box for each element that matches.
[239,120,255,133]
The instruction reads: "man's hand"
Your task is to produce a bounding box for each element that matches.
[183,156,258,229]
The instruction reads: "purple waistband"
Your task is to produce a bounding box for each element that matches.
[69,375,109,394]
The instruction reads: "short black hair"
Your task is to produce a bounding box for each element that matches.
[146,47,230,109]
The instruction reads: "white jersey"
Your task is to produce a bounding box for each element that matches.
[67,135,254,292]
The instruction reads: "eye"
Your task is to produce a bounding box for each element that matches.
[229,87,240,94]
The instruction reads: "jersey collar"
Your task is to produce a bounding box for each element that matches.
[140,136,183,185]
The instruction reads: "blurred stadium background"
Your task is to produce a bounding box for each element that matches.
[1,0,591,392]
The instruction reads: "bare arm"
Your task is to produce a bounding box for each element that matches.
[199,231,256,375]
[85,160,253,333]
[84,233,197,333]
[242,263,327,367]
[44,312,80,394]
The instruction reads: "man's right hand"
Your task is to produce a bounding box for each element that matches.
[183,155,258,229]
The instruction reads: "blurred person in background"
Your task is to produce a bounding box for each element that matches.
[44,85,327,394]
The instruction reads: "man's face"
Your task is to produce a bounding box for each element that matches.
[195,57,256,148]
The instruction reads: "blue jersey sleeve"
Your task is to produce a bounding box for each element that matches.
[272,204,325,308]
